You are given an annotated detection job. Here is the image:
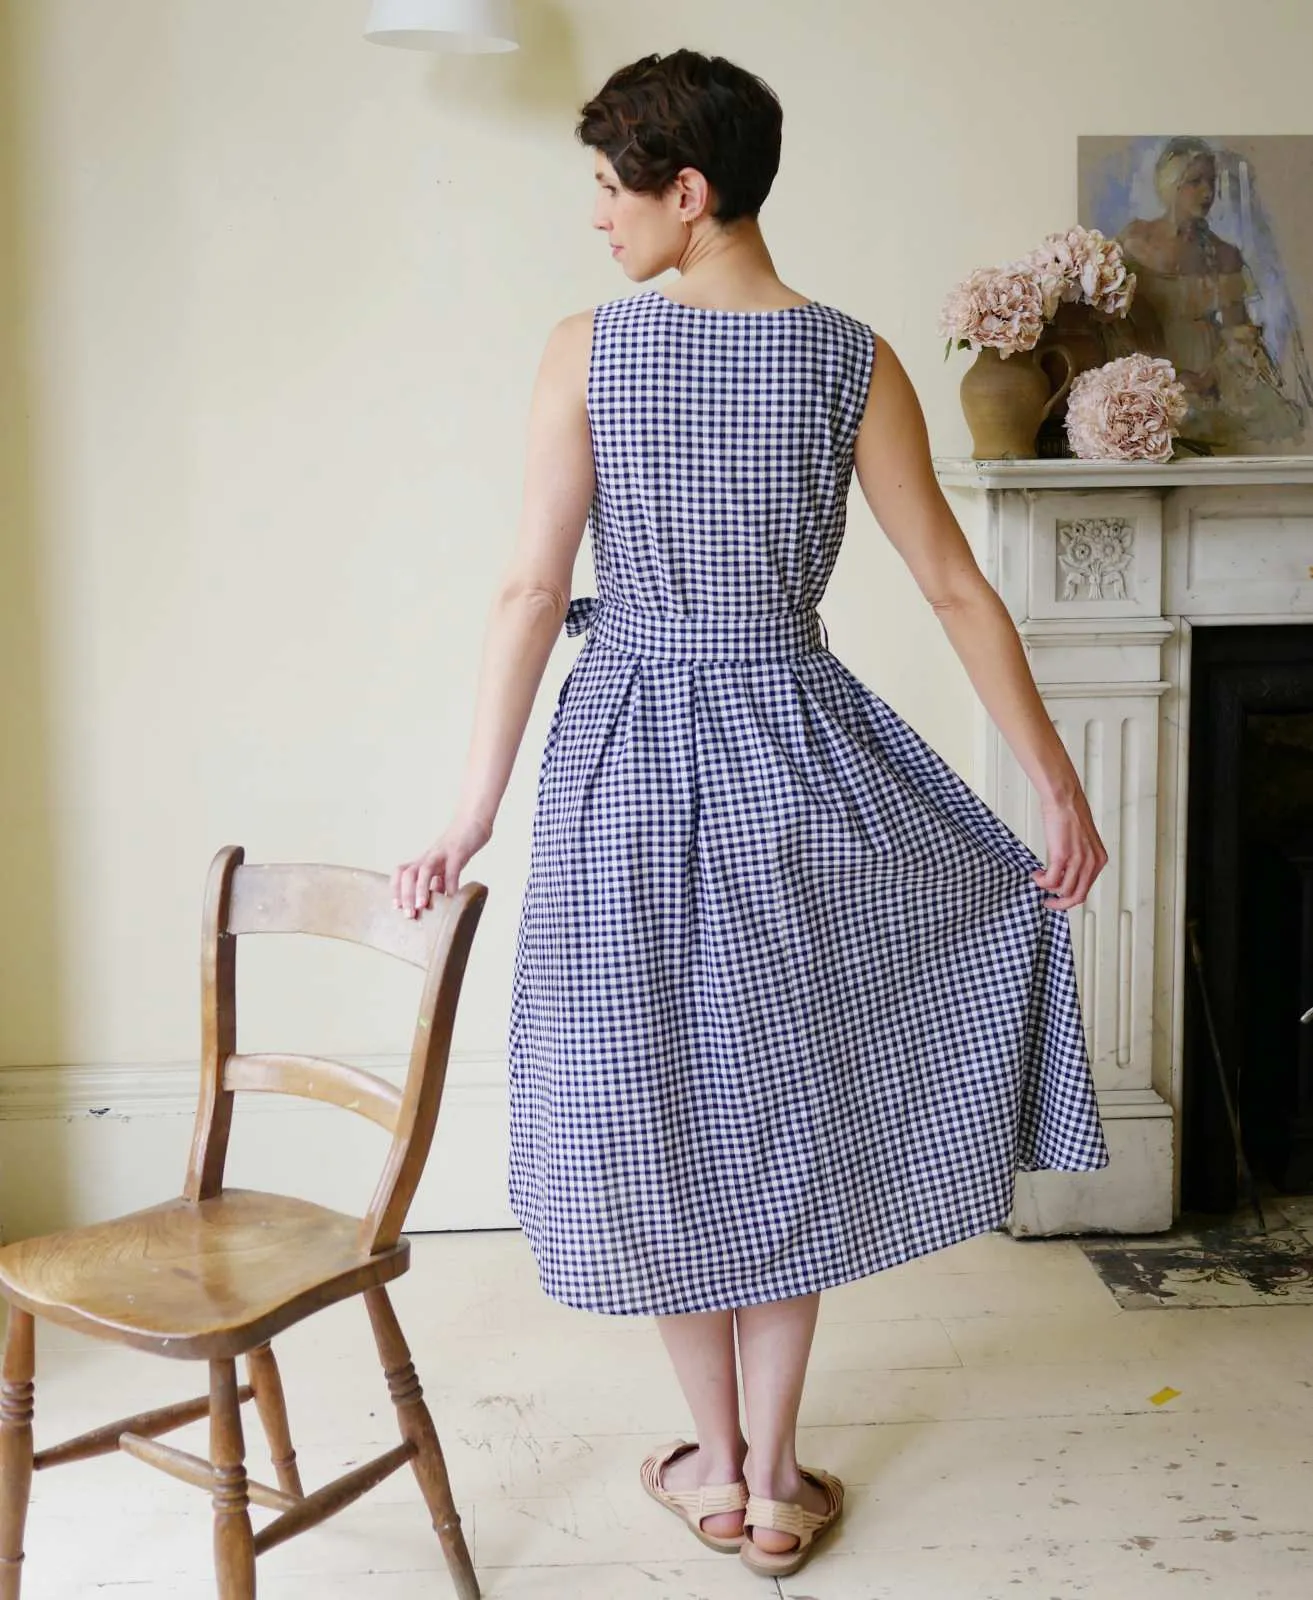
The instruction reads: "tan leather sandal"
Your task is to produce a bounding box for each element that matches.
[740,1466,845,1577]
[639,1439,749,1553]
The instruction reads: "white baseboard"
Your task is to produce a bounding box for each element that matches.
[1009,1088,1176,1237]
[0,1052,517,1241]
[3,1061,1170,1247]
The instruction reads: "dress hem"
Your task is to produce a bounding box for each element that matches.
[509,1173,1102,1318]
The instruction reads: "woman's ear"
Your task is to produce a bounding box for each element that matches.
[675,166,712,225]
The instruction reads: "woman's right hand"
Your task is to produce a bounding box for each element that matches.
[1032,791,1107,911]
[392,810,493,920]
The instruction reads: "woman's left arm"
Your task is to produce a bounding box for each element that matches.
[852,335,1107,911]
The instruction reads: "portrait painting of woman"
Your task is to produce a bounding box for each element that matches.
[1081,134,1313,453]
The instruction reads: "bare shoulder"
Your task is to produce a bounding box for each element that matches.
[545,309,596,357]
[556,307,597,338]
[854,330,937,496]
[1210,234,1244,274]
[863,333,920,417]
[536,310,595,394]
[870,332,906,376]
[1120,218,1172,270]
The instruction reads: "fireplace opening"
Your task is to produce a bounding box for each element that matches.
[1184,625,1313,1212]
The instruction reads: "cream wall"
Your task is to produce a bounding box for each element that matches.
[3,1,1313,1223]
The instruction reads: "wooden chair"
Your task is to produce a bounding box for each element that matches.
[0,845,488,1599]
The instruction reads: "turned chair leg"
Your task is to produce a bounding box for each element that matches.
[210,1358,256,1600]
[365,1288,479,1600]
[246,1344,303,1498]
[0,1312,35,1600]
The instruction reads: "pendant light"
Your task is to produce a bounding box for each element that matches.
[364,0,519,54]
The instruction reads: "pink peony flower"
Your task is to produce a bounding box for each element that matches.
[937,263,1047,357]
[1027,226,1136,318]
[1065,354,1188,462]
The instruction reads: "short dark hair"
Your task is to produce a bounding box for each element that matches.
[576,50,783,225]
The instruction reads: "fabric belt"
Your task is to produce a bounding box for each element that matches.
[564,596,829,660]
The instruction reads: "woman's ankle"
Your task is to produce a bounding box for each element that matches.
[742,1448,804,1501]
[694,1435,748,1483]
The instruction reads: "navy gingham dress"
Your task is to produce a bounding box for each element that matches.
[507,290,1109,1317]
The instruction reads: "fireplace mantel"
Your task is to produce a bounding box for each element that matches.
[936,455,1313,1236]
[937,455,1313,491]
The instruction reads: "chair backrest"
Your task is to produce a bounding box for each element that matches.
[183,845,488,1253]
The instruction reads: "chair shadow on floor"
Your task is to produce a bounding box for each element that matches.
[0,845,487,1600]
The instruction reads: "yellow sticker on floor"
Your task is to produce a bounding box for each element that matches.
[1150,1386,1181,1405]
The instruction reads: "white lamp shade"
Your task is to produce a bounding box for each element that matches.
[364,0,519,54]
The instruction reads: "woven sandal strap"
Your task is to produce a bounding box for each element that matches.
[745,1472,843,1539]
[745,1495,826,1538]
[641,1440,691,1492]
[658,1480,749,1519]
[640,1441,748,1518]
[691,1480,749,1516]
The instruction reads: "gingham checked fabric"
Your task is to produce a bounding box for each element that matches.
[507,291,1109,1317]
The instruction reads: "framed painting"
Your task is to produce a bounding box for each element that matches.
[1080,136,1313,455]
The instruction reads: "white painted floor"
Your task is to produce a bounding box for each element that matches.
[14,1226,1313,1598]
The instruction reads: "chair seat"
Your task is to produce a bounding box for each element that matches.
[0,1189,409,1360]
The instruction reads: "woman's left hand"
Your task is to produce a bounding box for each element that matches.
[392,810,493,919]
[1032,793,1107,912]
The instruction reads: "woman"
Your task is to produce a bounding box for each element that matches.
[1118,136,1305,449]
[393,50,1109,1580]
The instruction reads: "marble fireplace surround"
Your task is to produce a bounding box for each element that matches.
[936,456,1313,1237]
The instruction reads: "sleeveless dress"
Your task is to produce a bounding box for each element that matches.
[507,290,1109,1317]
